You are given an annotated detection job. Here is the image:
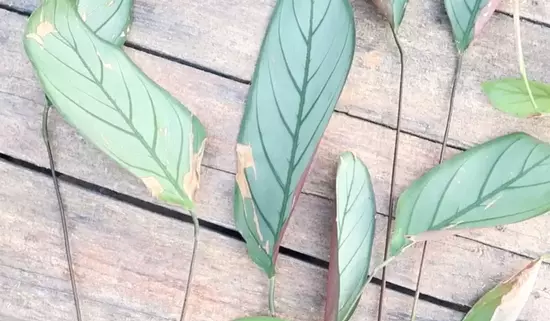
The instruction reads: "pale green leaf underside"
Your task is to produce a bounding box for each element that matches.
[463,258,542,321]
[444,0,489,52]
[390,133,550,256]
[234,0,355,277]
[482,78,550,118]
[335,152,376,321]
[77,0,133,46]
[25,0,206,210]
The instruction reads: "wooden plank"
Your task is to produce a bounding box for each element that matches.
[2,8,548,261]
[3,0,549,34]
[3,0,550,152]
[1,9,550,317]
[500,0,550,22]
[0,160,463,321]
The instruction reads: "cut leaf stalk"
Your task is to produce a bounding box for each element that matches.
[42,102,83,321]
[377,24,406,321]
[179,212,200,321]
[410,53,463,321]
[513,0,538,112]
[268,276,276,316]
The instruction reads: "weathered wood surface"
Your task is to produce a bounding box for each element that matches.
[1,6,550,320]
[3,0,550,152]
[2,0,550,319]
[0,160,463,321]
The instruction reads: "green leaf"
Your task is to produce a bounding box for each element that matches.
[233,0,355,277]
[371,0,409,30]
[235,317,292,321]
[24,0,206,210]
[482,78,550,118]
[77,0,133,46]
[325,152,376,321]
[463,257,543,321]
[444,0,501,52]
[390,133,550,256]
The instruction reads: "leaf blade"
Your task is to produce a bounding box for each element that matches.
[325,152,376,321]
[25,0,206,210]
[462,257,543,321]
[482,78,550,118]
[444,0,501,52]
[390,133,550,256]
[77,0,133,45]
[234,0,356,277]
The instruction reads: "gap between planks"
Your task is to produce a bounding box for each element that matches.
[0,1,547,152]
[0,154,471,314]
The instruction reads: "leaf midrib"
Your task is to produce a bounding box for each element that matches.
[275,0,316,234]
[432,147,550,229]
[449,0,484,51]
[55,8,189,202]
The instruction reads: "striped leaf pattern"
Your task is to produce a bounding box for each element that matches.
[234,0,356,277]
[390,133,550,256]
[77,0,133,45]
[325,152,376,321]
[444,0,501,52]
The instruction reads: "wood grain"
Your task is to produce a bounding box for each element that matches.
[3,0,550,149]
[3,7,550,258]
[2,4,550,318]
[0,160,463,321]
[2,8,550,316]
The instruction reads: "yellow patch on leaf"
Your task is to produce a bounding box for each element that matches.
[141,177,164,198]
[490,258,542,321]
[37,21,54,37]
[26,21,55,46]
[182,138,206,203]
[236,144,256,198]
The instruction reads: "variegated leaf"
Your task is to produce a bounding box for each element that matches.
[234,0,356,277]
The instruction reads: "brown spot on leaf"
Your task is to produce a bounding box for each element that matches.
[182,138,206,202]
[489,258,542,321]
[106,0,115,6]
[236,144,256,198]
[141,177,164,198]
